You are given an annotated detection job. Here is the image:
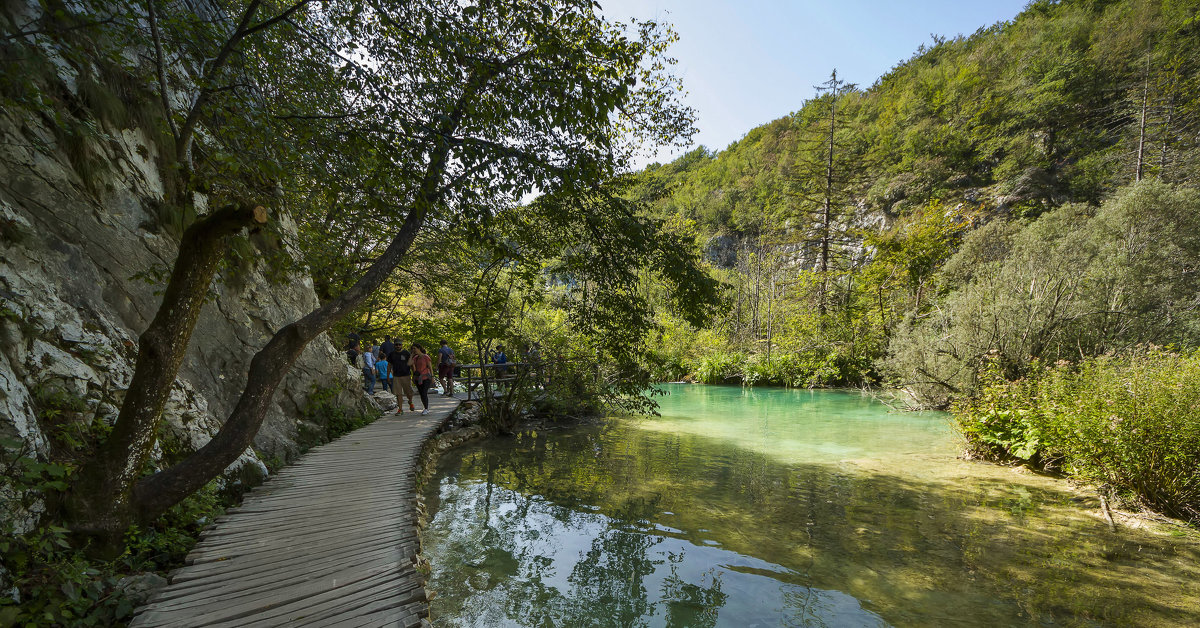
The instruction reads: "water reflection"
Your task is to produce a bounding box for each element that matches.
[423,386,1200,627]
[427,473,887,627]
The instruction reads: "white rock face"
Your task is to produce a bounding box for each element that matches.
[0,34,366,530]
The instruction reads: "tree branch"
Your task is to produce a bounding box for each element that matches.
[146,0,179,143]
[175,0,312,165]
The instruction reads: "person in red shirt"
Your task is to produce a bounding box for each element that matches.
[410,343,434,415]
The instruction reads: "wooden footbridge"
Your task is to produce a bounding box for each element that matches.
[131,394,462,627]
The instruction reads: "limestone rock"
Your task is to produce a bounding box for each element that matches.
[0,30,366,528]
[117,573,169,606]
[703,234,738,269]
[372,391,399,412]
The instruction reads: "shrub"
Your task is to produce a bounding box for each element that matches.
[951,359,1048,463]
[688,343,874,389]
[300,385,379,445]
[953,349,1200,521]
[889,180,1200,407]
[693,351,744,384]
[0,441,229,625]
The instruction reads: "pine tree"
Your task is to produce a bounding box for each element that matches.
[785,70,870,316]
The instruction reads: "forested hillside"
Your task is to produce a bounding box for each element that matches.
[629,0,1200,402]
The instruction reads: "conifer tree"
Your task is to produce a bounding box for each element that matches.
[785,70,870,317]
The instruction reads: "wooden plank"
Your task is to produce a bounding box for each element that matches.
[130,396,459,627]
[146,554,412,614]
[138,565,401,627]
[168,528,417,588]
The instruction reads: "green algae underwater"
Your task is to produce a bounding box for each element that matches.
[421,385,1200,626]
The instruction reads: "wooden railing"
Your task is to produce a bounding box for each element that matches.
[453,362,530,400]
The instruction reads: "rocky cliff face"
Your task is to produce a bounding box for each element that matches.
[0,58,362,527]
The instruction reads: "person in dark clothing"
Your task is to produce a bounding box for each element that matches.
[388,344,414,413]
[380,335,395,358]
[346,333,360,366]
[493,345,508,376]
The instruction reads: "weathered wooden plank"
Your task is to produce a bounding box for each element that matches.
[130,395,460,626]
[296,585,426,628]
[184,530,417,575]
[163,531,416,592]
[242,576,423,627]
[145,554,412,614]
[137,565,401,627]
[197,505,415,541]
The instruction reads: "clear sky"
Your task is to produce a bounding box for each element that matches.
[600,0,1033,165]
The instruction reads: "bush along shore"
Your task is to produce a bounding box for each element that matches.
[953,348,1200,524]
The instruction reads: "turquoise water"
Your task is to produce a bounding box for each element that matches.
[422,385,1200,626]
[640,385,955,465]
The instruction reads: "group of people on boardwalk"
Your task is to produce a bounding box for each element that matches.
[346,334,457,416]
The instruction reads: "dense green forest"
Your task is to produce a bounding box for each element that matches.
[619,0,1200,397]
[360,0,1200,402]
[616,0,1200,521]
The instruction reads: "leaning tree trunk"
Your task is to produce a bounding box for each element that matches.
[63,123,459,553]
[130,145,451,523]
[62,203,267,549]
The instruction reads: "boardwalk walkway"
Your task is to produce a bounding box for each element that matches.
[131,394,462,627]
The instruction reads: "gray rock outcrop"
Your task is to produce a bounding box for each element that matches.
[703,234,738,269]
[0,20,364,533]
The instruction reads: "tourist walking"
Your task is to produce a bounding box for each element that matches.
[362,344,377,395]
[380,335,395,357]
[493,345,508,376]
[389,342,414,413]
[374,349,392,394]
[411,343,434,415]
[437,339,456,396]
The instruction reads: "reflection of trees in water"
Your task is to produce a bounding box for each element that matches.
[428,423,1200,626]
[433,452,739,627]
[563,525,660,625]
[660,557,726,628]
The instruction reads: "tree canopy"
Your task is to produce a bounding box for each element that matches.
[1,0,712,553]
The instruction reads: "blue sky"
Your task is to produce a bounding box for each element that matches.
[600,0,1033,165]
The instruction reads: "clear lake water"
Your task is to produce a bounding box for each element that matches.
[421,384,1200,627]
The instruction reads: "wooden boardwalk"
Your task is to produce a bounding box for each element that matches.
[131,394,462,627]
